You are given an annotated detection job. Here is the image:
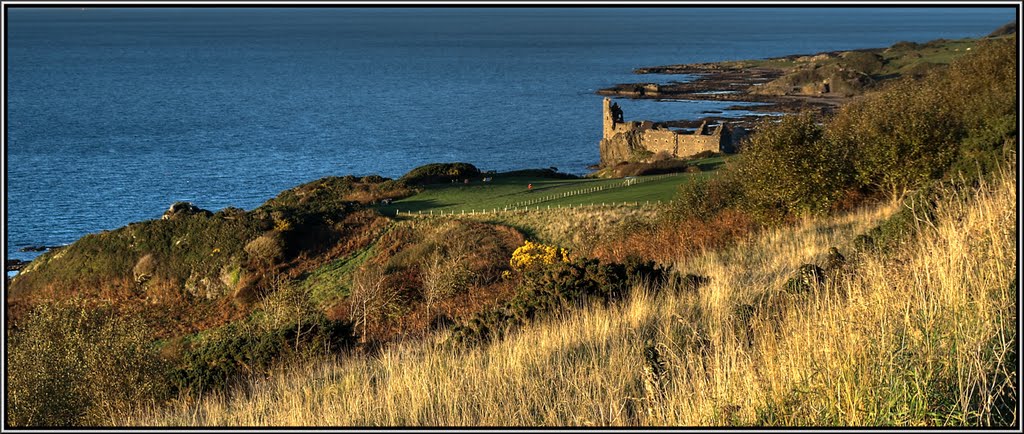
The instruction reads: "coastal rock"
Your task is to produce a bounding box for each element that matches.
[6,259,30,272]
[19,245,63,252]
[133,254,157,284]
[162,201,213,220]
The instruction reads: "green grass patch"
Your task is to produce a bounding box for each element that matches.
[377,175,617,215]
[543,172,712,207]
[300,245,377,306]
[378,158,726,216]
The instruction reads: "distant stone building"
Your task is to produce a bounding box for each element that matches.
[598,97,744,166]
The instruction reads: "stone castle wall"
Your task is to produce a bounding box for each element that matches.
[599,98,730,166]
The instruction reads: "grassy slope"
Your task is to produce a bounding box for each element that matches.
[123,162,1016,426]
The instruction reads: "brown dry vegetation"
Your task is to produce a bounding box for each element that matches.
[120,162,1015,427]
[324,218,526,344]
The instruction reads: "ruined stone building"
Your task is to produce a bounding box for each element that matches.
[598,97,743,166]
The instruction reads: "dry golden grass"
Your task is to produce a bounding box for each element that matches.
[121,167,1016,427]
[471,204,661,254]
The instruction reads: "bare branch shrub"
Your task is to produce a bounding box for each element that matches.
[348,263,398,341]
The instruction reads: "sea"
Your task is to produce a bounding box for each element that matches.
[5,6,1015,265]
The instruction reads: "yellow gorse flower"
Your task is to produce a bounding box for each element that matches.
[509,241,569,272]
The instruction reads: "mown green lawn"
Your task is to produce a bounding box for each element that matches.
[377,157,727,216]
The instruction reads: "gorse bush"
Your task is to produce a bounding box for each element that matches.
[670,173,745,222]
[838,50,884,75]
[172,284,356,395]
[508,240,570,273]
[449,256,668,346]
[172,319,355,395]
[259,175,414,213]
[7,300,171,427]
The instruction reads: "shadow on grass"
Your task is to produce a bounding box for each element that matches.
[377,198,449,214]
[696,160,725,171]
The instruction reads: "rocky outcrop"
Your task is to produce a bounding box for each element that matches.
[162,201,213,220]
[6,259,30,272]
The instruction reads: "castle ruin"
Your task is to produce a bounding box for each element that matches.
[599,97,742,166]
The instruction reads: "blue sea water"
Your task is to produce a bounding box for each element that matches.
[5,7,1015,262]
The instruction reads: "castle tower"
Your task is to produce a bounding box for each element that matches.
[602,97,625,141]
[602,97,614,140]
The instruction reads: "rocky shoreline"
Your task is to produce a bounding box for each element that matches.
[596,62,848,129]
[592,36,992,127]
[7,245,67,272]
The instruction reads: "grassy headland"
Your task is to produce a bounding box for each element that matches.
[4,34,1016,427]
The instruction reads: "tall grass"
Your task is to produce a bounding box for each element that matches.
[474,204,660,254]
[121,165,1015,426]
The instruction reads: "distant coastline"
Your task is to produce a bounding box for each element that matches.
[595,34,1005,130]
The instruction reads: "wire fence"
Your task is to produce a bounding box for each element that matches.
[507,172,679,209]
[395,201,666,218]
[393,173,679,218]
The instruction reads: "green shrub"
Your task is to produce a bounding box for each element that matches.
[400,162,481,185]
[783,264,826,293]
[172,315,355,395]
[839,50,884,75]
[666,36,1015,234]
[734,112,855,222]
[500,167,579,179]
[669,170,745,222]
[947,115,1017,184]
[889,40,921,51]
[831,79,963,196]
[898,61,940,78]
[7,300,171,427]
[830,38,1015,198]
[853,182,940,254]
